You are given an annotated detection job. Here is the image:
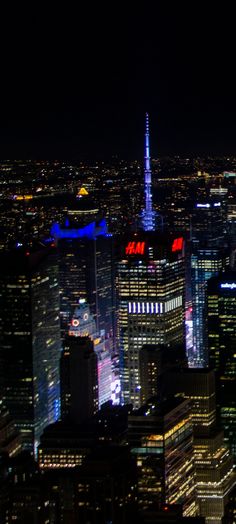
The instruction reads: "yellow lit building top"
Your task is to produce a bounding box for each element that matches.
[78,187,89,196]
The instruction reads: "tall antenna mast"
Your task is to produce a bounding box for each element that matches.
[141,112,156,231]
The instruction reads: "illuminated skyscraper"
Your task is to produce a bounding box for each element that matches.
[190,198,228,367]
[128,397,198,516]
[117,114,185,408]
[165,367,236,523]
[118,232,185,408]
[0,247,61,453]
[66,301,112,409]
[51,217,116,357]
[207,271,236,460]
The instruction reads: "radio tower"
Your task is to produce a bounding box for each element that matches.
[141,113,157,231]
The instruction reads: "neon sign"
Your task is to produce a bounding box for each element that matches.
[125,241,145,255]
[72,319,80,327]
[221,283,236,290]
[171,237,183,252]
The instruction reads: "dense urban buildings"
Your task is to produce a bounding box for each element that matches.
[1,115,236,521]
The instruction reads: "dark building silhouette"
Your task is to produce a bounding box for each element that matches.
[60,336,98,424]
[76,446,137,524]
[139,343,187,405]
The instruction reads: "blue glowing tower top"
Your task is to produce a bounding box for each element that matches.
[141,113,157,231]
[145,112,152,213]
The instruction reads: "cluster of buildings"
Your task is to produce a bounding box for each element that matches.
[1,116,236,522]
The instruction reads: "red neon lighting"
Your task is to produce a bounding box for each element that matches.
[125,241,145,255]
[72,319,80,327]
[171,237,183,252]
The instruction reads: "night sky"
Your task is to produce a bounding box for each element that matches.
[1,5,236,159]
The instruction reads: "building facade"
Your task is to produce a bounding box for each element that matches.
[117,232,185,408]
[128,397,198,516]
[0,247,61,454]
[207,272,236,460]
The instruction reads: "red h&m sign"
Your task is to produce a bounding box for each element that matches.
[125,241,146,255]
[171,237,183,252]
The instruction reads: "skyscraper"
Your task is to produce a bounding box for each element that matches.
[128,396,198,516]
[0,246,61,453]
[118,232,185,408]
[60,336,98,424]
[51,216,116,358]
[165,368,236,523]
[118,115,185,408]
[207,271,236,459]
[67,302,112,409]
[190,198,229,366]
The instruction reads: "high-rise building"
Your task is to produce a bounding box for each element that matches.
[128,397,198,517]
[165,368,236,524]
[190,198,228,367]
[207,271,236,460]
[139,343,187,405]
[118,232,185,408]
[117,114,185,408]
[139,345,162,405]
[0,403,21,458]
[68,302,112,409]
[51,216,116,358]
[0,246,61,453]
[191,246,229,367]
[60,336,98,424]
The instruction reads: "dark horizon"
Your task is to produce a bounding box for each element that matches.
[1,6,236,159]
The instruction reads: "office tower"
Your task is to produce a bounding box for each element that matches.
[223,486,236,523]
[165,368,236,524]
[118,232,185,408]
[165,368,216,435]
[60,336,98,424]
[38,420,93,469]
[190,198,228,366]
[207,271,236,459]
[139,345,162,405]
[139,343,187,405]
[51,216,116,358]
[128,397,198,517]
[68,302,112,409]
[0,247,61,453]
[0,404,21,457]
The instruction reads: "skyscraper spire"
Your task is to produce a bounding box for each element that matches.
[144,112,152,214]
[141,113,157,231]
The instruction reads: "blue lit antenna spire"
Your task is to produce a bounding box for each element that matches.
[145,112,152,215]
[141,113,157,231]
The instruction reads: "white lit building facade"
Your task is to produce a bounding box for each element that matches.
[118,232,185,408]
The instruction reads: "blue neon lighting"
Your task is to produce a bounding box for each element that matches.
[51,218,108,240]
